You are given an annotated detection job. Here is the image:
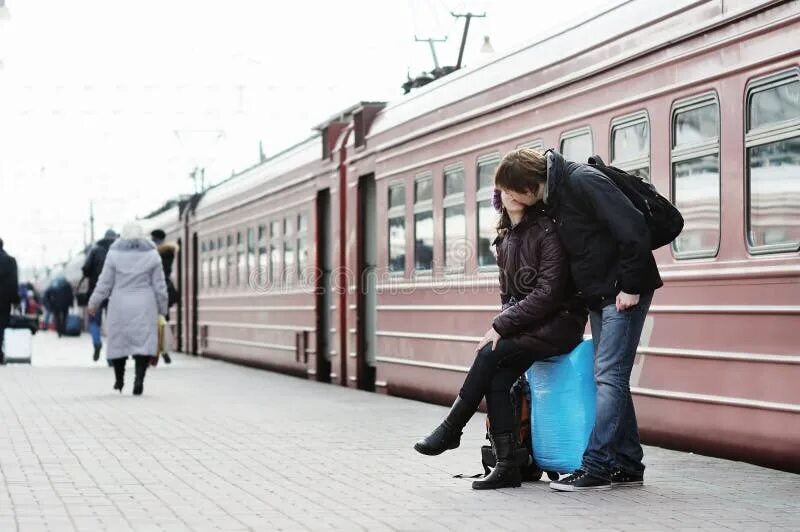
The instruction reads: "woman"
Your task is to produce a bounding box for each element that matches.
[87,221,168,396]
[414,148,587,490]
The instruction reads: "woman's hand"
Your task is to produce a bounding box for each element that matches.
[616,291,640,312]
[475,327,501,352]
[87,307,96,317]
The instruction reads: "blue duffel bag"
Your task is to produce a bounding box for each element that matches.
[526,339,596,474]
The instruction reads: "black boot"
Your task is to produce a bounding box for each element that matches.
[93,343,102,362]
[112,358,125,392]
[472,433,522,490]
[414,396,474,456]
[132,356,149,396]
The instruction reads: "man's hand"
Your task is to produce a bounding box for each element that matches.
[616,291,640,312]
[87,307,96,317]
[476,327,501,352]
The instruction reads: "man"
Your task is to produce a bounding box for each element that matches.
[493,148,662,491]
[82,229,117,360]
[0,238,20,364]
[151,229,178,363]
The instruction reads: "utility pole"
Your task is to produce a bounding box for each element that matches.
[414,36,447,70]
[89,200,95,243]
[451,11,486,69]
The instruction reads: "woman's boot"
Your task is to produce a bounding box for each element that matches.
[414,396,474,456]
[132,356,149,396]
[112,358,125,392]
[472,433,522,490]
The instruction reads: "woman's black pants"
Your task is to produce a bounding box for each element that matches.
[458,337,555,435]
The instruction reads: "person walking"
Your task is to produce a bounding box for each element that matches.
[82,229,117,361]
[0,238,20,364]
[413,168,587,490]
[150,229,178,364]
[45,276,74,337]
[87,221,168,396]
[492,148,662,491]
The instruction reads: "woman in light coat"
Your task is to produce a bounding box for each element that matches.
[87,221,168,395]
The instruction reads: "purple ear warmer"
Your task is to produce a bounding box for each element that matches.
[491,189,502,212]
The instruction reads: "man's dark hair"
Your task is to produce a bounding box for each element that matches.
[151,229,166,241]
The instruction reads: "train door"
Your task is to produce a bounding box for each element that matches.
[175,237,183,352]
[191,231,199,355]
[357,174,377,391]
[315,189,332,382]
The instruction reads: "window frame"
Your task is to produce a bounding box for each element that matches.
[670,92,722,260]
[297,212,309,282]
[744,68,800,255]
[610,111,651,181]
[476,153,501,273]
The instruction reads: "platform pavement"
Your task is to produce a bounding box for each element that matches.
[0,331,797,532]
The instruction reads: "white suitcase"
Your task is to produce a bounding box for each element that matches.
[3,328,33,364]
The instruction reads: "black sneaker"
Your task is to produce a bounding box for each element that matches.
[611,468,644,487]
[550,469,611,491]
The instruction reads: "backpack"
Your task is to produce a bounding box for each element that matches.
[481,376,547,481]
[587,155,684,250]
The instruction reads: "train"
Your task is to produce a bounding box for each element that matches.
[138,0,800,472]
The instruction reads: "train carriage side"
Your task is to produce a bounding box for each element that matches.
[187,136,338,380]
[363,0,800,471]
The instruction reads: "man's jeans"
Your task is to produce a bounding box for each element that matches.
[88,310,103,348]
[581,291,653,480]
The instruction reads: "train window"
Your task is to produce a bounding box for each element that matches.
[477,155,499,190]
[387,182,406,274]
[246,228,255,288]
[237,231,246,287]
[611,112,650,181]
[560,127,593,163]
[414,175,433,203]
[297,213,309,282]
[745,70,800,253]
[387,183,406,274]
[206,238,217,287]
[257,225,267,287]
[477,155,500,269]
[671,94,720,258]
[518,140,544,150]
[284,216,295,285]
[443,165,466,273]
[414,174,433,272]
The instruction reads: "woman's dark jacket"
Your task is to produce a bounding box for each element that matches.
[491,205,587,354]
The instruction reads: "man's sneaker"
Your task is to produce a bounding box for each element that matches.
[549,469,611,491]
[610,468,644,487]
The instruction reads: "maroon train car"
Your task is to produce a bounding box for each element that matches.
[162,0,799,472]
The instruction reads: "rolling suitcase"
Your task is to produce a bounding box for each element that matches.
[527,339,596,475]
[64,313,82,336]
[3,328,33,364]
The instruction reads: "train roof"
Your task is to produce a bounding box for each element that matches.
[193,134,321,217]
[369,0,779,138]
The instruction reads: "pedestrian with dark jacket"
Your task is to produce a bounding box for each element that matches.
[0,238,20,364]
[88,222,168,396]
[413,167,587,490]
[45,276,74,337]
[494,148,663,491]
[82,229,117,360]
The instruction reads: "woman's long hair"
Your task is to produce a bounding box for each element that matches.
[493,148,548,237]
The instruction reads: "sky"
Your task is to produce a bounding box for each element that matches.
[0,0,604,276]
